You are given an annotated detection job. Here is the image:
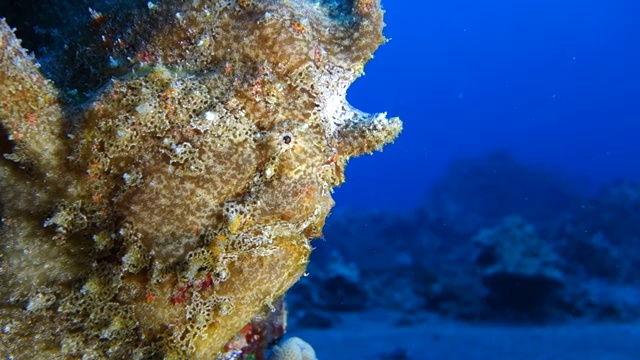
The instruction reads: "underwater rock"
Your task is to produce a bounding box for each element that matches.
[473,216,564,314]
[557,280,640,322]
[269,337,317,360]
[424,151,578,237]
[559,180,640,283]
[0,0,401,358]
[562,232,622,281]
[289,251,368,313]
[416,267,485,321]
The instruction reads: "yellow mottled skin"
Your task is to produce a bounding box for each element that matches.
[0,0,401,358]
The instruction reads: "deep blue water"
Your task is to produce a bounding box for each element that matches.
[339,0,640,211]
[1,1,639,358]
[297,2,640,358]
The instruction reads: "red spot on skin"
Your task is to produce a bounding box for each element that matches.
[224,323,260,353]
[200,273,214,291]
[11,131,23,140]
[281,211,293,221]
[357,0,375,13]
[136,51,152,63]
[170,293,186,305]
[291,20,306,34]
[92,192,103,204]
[115,38,126,49]
[252,77,263,95]
[240,324,253,336]
[24,113,37,125]
[169,284,190,305]
[324,153,340,170]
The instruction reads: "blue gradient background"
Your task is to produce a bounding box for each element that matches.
[337,0,640,211]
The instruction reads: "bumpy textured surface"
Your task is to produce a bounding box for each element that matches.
[473,216,564,312]
[0,0,400,358]
[269,337,317,360]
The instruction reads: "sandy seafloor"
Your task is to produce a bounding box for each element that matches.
[288,310,640,360]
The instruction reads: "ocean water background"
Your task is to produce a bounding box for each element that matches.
[338,0,640,211]
[290,1,640,358]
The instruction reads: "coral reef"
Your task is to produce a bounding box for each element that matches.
[472,216,564,313]
[269,337,316,360]
[0,0,401,358]
[282,152,640,327]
